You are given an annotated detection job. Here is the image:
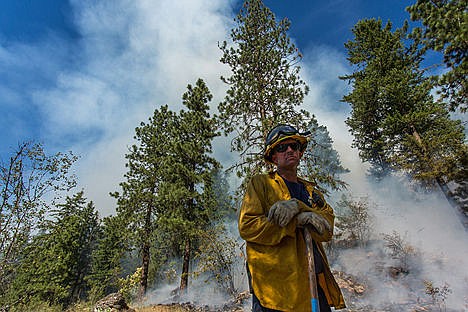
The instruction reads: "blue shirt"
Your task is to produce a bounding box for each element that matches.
[282,177,324,274]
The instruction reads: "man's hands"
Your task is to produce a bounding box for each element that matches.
[267,199,300,227]
[296,211,331,235]
[267,196,331,234]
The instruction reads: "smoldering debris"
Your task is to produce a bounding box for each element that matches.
[143,291,249,311]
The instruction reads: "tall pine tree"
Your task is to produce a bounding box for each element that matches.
[111,105,176,297]
[407,0,467,112]
[218,0,310,179]
[113,79,221,296]
[6,191,99,308]
[156,78,220,294]
[340,19,467,225]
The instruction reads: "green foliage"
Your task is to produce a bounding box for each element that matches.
[87,215,126,302]
[194,227,240,297]
[4,191,99,309]
[111,102,178,296]
[423,280,452,312]
[155,79,221,292]
[5,300,63,312]
[340,18,467,189]
[0,142,77,297]
[157,78,221,239]
[341,19,421,177]
[335,194,374,247]
[118,267,142,303]
[301,118,349,194]
[218,0,310,179]
[112,78,222,295]
[407,0,467,112]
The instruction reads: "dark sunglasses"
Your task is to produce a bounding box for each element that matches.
[274,142,301,153]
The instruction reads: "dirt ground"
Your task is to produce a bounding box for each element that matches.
[136,305,192,312]
[135,303,246,312]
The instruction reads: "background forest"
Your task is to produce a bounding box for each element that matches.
[1,0,467,311]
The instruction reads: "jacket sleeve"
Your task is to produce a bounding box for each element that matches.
[238,175,296,246]
[296,188,335,242]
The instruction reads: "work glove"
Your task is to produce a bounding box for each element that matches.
[267,199,300,227]
[296,211,331,235]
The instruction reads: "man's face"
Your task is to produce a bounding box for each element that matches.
[271,139,303,170]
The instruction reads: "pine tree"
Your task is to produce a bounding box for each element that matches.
[218,0,310,179]
[0,142,77,299]
[112,79,221,296]
[156,78,220,294]
[340,19,467,225]
[111,105,176,298]
[6,191,99,308]
[407,0,468,112]
[301,118,349,194]
[87,214,126,301]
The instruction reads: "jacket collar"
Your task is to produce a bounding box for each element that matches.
[268,170,315,186]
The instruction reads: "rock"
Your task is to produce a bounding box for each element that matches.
[333,270,366,295]
[93,292,135,312]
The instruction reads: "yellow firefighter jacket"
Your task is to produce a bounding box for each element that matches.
[238,171,346,311]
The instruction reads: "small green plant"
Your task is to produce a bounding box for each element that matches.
[335,194,374,247]
[118,267,142,302]
[163,262,178,284]
[424,280,452,312]
[382,231,416,275]
[194,229,240,298]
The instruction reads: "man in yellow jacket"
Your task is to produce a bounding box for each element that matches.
[238,124,345,311]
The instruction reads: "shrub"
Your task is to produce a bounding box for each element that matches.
[424,280,452,312]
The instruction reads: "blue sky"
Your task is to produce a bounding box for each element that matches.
[0,0,434,213]
[0,1,413,47]
[3,3,468,306]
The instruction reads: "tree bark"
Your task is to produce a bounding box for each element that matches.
[412,126,468,228]
[139,242,150,299]
[139,202,153,298]
[435,176,468,228]
[179,238,191,294]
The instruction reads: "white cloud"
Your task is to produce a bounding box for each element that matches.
[0,0,237,215]
[13,0,235,215]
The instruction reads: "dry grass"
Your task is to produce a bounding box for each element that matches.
[135,304,192,312]
[136,307,187,312]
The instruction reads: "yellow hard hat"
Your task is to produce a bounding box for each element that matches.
[264,124,310,163]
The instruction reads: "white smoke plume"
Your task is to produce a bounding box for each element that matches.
[1,0,466,309]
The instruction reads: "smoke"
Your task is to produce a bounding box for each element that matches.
[328,172,468,309]
[0,0,235,216]
[298,48,468,309]
[1,0,466,309]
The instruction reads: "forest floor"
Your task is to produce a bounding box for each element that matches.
[133,291,249,312]
[127,270,453,312]
[135,303,245,311]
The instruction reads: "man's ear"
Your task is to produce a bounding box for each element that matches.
[271,153,277,164]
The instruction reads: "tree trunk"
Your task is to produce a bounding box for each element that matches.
[179,238,191,294]
[139,242,150,299]
[412,126,468,228]
[139,202,153,299]
[435,177,468,228]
